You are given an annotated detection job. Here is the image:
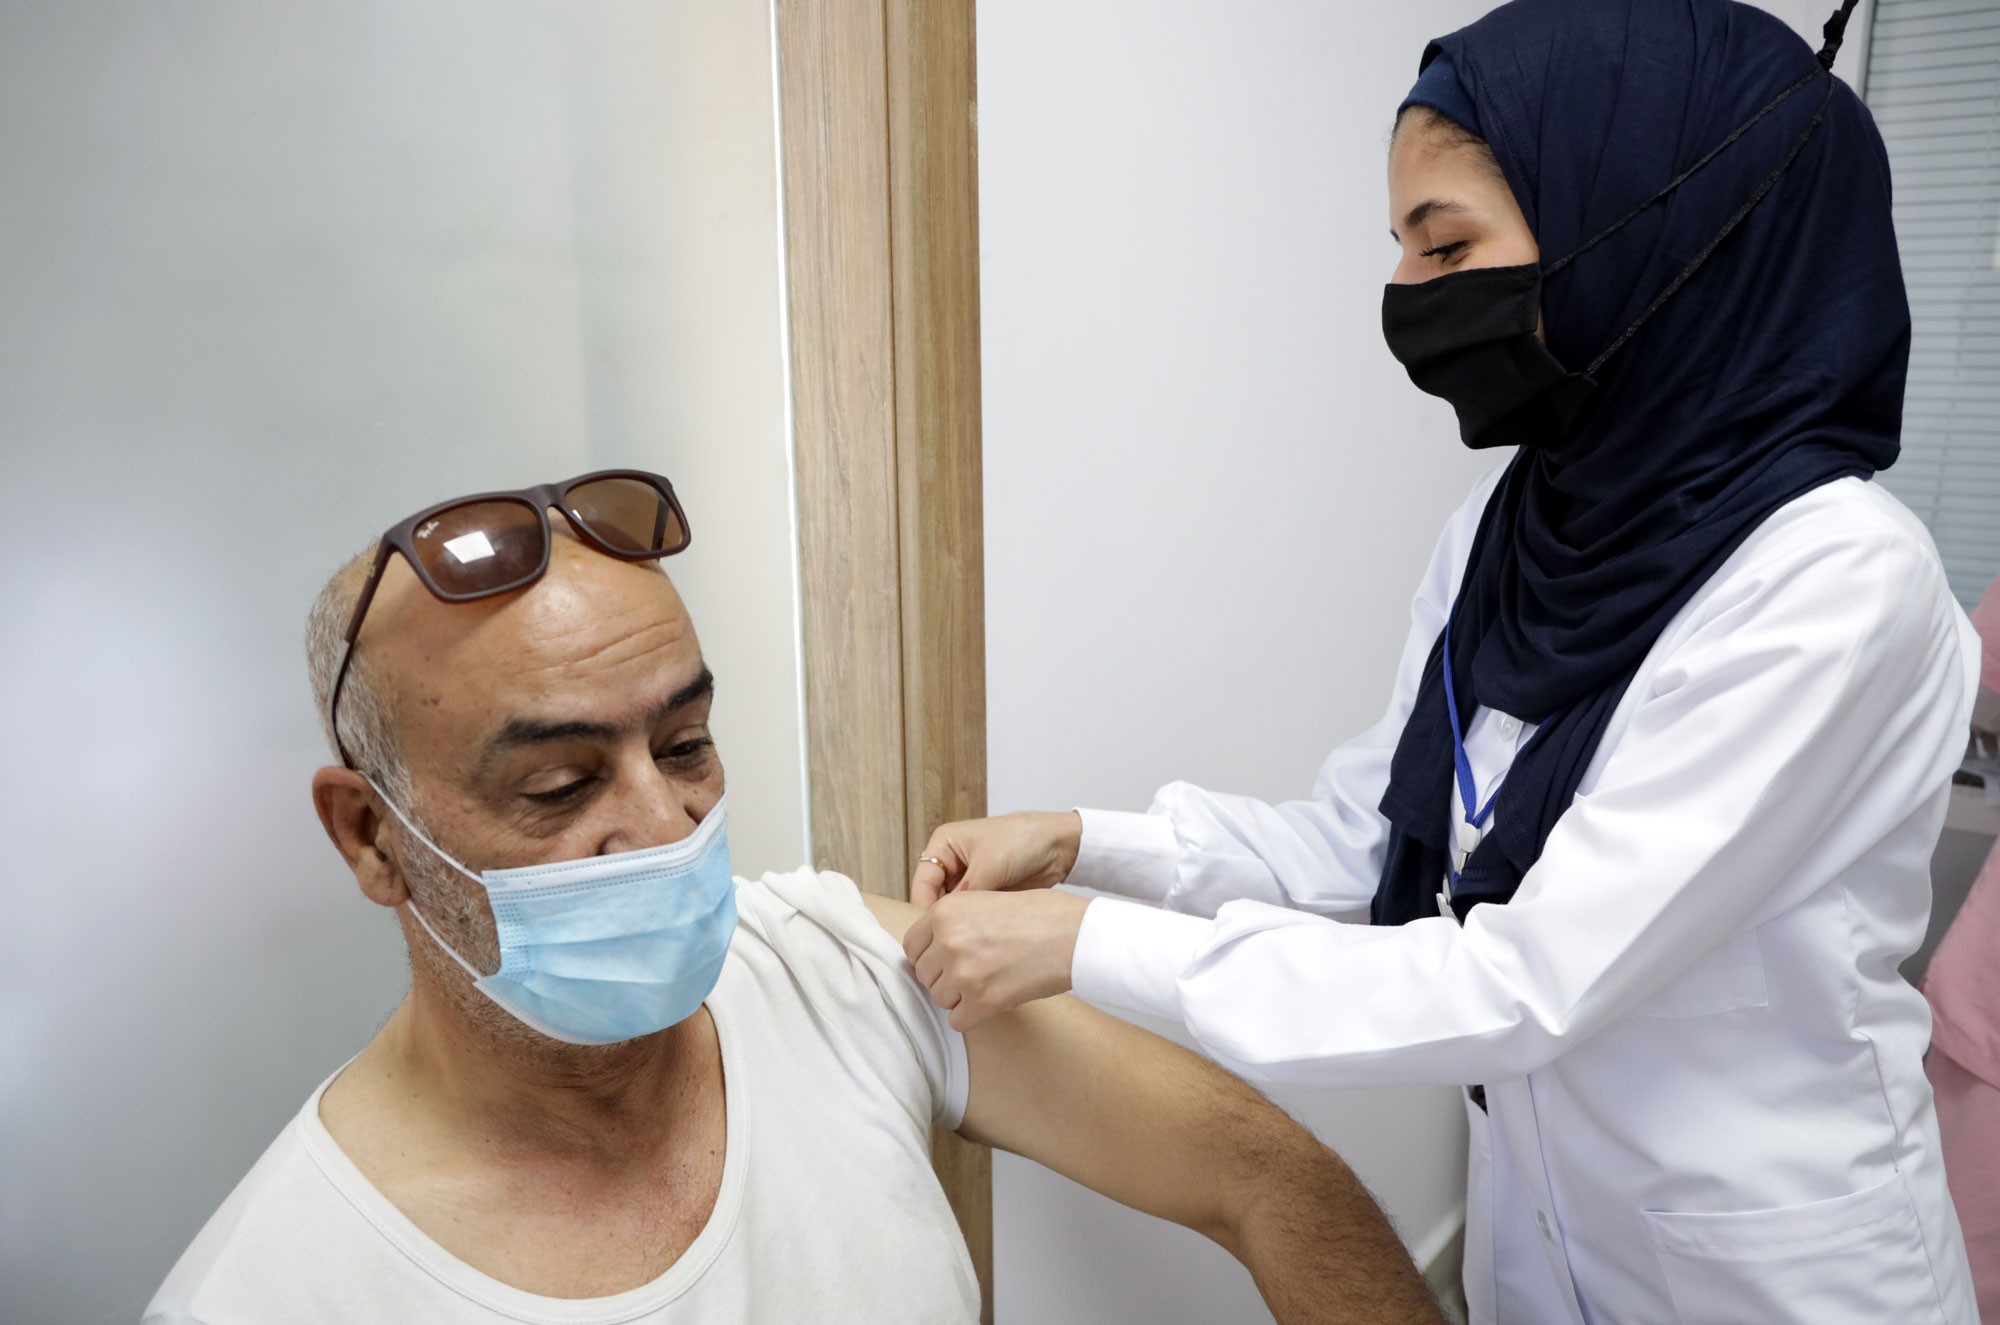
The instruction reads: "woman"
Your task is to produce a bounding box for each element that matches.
[1923,568,2000,1318]
[902,0,1979,1320]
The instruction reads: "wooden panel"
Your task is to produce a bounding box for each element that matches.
[885,2,993,1318]
[887,0,986,852]
[776,0,908,899]
[777,0,993,1318]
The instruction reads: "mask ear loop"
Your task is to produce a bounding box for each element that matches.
[1578,76,1836,378]
[1530,64,1837,383]
[362,776,494,979]
[1541,65,1825,284]
[1541,0,1861,288]
[405,898,492,982]
[1535,0,1860,379]
[364,776,484,882]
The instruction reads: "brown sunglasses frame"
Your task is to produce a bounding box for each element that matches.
[326,468,692,769]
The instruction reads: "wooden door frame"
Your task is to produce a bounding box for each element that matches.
[774,0,991,1315]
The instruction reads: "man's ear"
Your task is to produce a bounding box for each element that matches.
[312,767,410,908]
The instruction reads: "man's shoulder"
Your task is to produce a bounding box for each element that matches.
[146,1077,485,1325]
[144,1106,337,1323]
[724,868,927,1020]
[729,867,909,969]
[724,868,966,1130]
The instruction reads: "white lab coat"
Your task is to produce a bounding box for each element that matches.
[1068,467,1980,1323]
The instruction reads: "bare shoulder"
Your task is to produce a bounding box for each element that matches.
[859,890,923,941]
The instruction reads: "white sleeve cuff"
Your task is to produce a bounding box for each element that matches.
[1070,896,1208,1024]
[1068,808,1180,905]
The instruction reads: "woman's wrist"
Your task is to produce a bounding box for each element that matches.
[1047,810,1084,884]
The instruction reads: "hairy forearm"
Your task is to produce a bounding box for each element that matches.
[1218,1142,1443,1325]
[955,990,1441,1321]
[863,892,1443,1319]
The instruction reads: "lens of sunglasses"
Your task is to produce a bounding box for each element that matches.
[408,498,546,597]
[566,475,687,555]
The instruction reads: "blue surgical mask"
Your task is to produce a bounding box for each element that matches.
[371,784,738,1045]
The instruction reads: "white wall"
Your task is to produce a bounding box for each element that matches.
[977,3,1869,1321]
[0,4,801,1321]
[1760,0,1875,89]
[977,3,1500,1319]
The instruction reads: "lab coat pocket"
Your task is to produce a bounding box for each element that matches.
[1642,1172,1943,1323]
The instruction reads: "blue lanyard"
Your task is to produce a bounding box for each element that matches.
[1441,618,1501,884]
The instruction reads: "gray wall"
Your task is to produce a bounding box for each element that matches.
[0,4,802,1321]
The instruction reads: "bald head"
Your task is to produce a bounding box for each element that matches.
[308,524,715,822]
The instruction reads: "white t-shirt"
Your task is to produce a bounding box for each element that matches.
[146,870,976,1325]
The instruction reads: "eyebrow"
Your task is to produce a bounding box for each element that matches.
[481,665,716,762]
[1392,197,1470,240]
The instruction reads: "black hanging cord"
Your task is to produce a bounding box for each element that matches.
[1819,0,1863,70]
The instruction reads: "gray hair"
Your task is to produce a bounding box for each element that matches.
[305,546,414,807]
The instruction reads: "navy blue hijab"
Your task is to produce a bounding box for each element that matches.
[1371,0,1910,925]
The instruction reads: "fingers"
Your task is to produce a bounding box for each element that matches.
[942,963,1020,1032]
[902,908,936,967]
[948,999,997,1034]
[911,936,945,991]
[911,812,1081,905]
[911,860,948,907]
[901,891,1086,1028]
[907,897,976,1016]
[909,826,969,906]
[904,908,967,1018]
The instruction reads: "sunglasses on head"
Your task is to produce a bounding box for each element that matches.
[327,469,692,769]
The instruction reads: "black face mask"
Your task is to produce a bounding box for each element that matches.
[1381,32,1851,452]
[1381,263,1597,450]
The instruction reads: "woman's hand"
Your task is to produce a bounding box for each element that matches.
[902,889,1091,1030]
[909,810,1084,906]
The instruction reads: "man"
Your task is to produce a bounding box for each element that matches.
[146,472,1440,1324]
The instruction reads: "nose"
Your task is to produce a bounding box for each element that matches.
[596,750,707,855]
[1389,246,1432,287]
